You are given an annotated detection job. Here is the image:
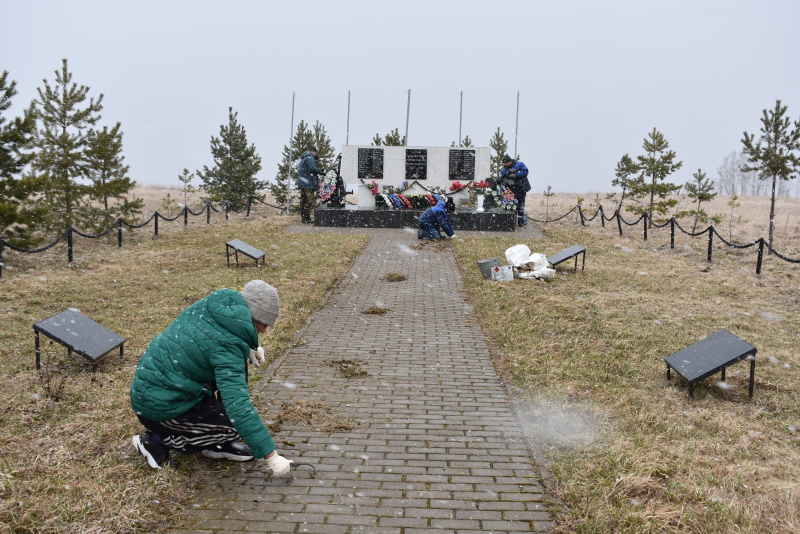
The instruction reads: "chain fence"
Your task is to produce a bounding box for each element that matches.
[1,197,797,277]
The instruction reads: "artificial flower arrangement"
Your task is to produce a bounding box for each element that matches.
[367,180,379,195]
[470,179,492,194]
[492,184,518,210]
[449,181,469,192]
[376,193,446,210]
[318,170,338,202]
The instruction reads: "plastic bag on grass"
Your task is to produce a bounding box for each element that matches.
[505,244,532,267]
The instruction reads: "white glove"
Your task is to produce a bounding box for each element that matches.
[266,453,293,476]
[249,346,265,367]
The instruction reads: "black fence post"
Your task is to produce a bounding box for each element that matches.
[670,219,675,249]
[225,204,229,220]
[756,238,765,274]
[600,206,605,228]
[246,196,252,217]
[206,203,211,224]
[579,206,585,226]
[0,242,4,279]
[154,213,159,236]
[183,206,188,226]
[707,228,714,262]
[643,213,648,241]
[67,228,74,263]
[616,210,623,236]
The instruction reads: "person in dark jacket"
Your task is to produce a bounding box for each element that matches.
[297,146,324,224]
[418,197,457,240]
[130,280,293,475]
[500,155,531,226]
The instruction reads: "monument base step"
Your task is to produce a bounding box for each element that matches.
[314,206,516,232]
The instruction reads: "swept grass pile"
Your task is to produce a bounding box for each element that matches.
[270,399,358,433]
[0,216,368,532]
[453,222,800,533]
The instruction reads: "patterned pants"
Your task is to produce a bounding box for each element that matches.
[137,394,241,453]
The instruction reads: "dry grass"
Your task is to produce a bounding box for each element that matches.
[381,272,407,282]
[452,206,800,533]
[1,186,798,532]
[329,359,369,379]
[361,305,391,315]
[270,400,358,433]
[0,202,368,532]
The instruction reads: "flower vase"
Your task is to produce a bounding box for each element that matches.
[476,193,485,212]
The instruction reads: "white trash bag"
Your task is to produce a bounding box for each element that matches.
[505,245,556,280]
[505,244,532,267]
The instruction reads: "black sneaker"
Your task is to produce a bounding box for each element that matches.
[132,432,169,469]
[202,441,254,461]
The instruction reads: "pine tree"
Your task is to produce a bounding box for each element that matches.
[0,70,43,246]
[269,120,333,210]
[84,122,143,230]
[488,127,508,177]
[611,153,640,213]
[197,107,265,211]
[178,168,195,207]
[741,99,800,252]
[627,128,682,223]
[451,135,474,148]
[676,169,721,232]
[372,128,405,146]
[31,58,104,231]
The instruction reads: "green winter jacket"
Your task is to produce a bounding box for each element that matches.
[130,288,276,459]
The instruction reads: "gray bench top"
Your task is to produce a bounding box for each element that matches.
[547,244,586,266]
[34,309,125,362]
[226,239,265,260]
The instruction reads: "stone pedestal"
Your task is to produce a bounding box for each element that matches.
[315,205,516,232]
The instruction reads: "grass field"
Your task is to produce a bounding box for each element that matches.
[0,188,798,532]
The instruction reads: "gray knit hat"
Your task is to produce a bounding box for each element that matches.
[240,280,280,326]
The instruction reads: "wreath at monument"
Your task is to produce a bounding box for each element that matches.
[318,170,338,202]
[492,184,518,210]
[376,193,446,210]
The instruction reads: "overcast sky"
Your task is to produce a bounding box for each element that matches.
[2,0,799,194]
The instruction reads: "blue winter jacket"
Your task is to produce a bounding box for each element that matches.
[419,200,454,237]
[500,160,531,193]
[297,150,323,189]
[130,289,276,459]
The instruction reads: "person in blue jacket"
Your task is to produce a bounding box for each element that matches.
[297,146,324,224]
[418,197,457,240]
[500,155,531,226]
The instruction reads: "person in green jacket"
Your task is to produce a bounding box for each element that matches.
[130,280,293,474]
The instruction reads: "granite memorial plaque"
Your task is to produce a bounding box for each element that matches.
[358,148,384,179]
[405,149,427,180]
[449,149,476,180]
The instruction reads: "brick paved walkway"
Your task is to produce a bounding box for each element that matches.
[179,226,556,533]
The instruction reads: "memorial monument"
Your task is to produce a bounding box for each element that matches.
[315,145,516,232]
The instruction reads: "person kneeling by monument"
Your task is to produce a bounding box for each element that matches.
[418,197,457,240]
[130,280,293,475]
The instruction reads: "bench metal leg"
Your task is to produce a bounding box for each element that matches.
[35,331,41,369]
[749,356,755,399]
